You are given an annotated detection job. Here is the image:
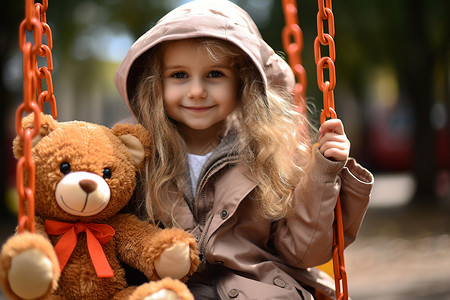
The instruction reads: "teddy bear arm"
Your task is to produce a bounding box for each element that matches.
[135,227,199,281]
[110,214,199,281]
[109,214,161,279]
[152,228,200,282]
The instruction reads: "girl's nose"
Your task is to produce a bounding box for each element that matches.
[188,80,207,99]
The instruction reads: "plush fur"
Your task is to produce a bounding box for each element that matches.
[0,114,198,300]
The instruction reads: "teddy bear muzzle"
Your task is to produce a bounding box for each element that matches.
[55,171,111,216]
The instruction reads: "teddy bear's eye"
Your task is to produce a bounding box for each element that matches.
[102,168,112,179]
[60,162,71,175]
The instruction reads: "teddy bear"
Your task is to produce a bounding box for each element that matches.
[0,113,199,300]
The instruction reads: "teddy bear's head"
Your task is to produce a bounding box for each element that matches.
[13,114,151,223]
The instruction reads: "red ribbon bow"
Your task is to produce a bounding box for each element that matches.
[45,220,115,278]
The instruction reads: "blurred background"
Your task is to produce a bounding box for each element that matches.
[0,0,449,299]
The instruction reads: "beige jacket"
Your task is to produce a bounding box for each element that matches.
[115,1,373,298]
[155,133,372,299]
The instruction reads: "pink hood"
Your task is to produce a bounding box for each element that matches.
[114,0,295,112]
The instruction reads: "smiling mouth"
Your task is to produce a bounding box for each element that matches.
[183,106,215,112]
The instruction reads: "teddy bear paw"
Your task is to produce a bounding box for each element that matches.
[8,249,54,299]
[154,242,191,280]
[129,278,193,300]
[143,289,183,300]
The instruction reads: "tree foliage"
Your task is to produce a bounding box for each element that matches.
[2,0,449,205]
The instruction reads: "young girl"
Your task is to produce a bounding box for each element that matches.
[115,0,373,299]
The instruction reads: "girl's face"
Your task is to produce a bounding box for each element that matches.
[162,39,238,134]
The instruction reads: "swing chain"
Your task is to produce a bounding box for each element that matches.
[16,0,56,233]
[281,0,307,114]
[314,1,348,299]
[315,0,337,124]
[19,0,56,119]
[333,196,349,300]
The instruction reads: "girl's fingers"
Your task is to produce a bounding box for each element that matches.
[318,131,348,146]
[322,147,349,161]
[319,118,345,136]
[319,135,350,161]
[317,118,350,161]
[319,140,349,152]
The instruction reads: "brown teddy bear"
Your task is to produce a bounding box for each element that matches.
[0,114,199,300]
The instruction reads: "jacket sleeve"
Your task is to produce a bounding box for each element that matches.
[272,147,373,269]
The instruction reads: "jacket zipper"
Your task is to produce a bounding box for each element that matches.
[195,155,238,263]
[196,163,219,263]
[199,212,214,263]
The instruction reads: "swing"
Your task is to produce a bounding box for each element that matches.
[15,1,348,299]
[282,1,348,299]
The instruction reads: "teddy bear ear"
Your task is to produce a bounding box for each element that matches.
[111,123,151,168]
[12,113,59,159]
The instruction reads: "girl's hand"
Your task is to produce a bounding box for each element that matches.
[318,118,350,161]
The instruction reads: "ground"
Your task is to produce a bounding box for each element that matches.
[346,204,450,300]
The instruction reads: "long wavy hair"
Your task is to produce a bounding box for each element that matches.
[132,37,314,223]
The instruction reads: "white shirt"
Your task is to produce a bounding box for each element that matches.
[187,152,213,197]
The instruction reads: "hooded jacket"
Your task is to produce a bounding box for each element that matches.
[115,1,373,299]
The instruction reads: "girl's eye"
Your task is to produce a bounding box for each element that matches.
[208,70,224,78]
[171,72,188,79]
[60,162,71,175]
[102,168,112,179]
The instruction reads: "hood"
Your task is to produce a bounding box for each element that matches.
[114,0,295,114]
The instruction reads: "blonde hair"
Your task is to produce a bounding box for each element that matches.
[133,38,313,222]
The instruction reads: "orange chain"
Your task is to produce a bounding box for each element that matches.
[332,196,348,300]
[314,0,348,299]
[315,0,337,124]
[281,0,307,114]
[16,0,56,233]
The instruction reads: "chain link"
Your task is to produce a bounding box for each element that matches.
[314,1,348,299]
[331,195,348,300]
[35,0,57,116]
[16,0,56,233]
[315,0,337,124]
[281,0,307,114]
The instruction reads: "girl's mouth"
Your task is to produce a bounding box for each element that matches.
[183,106,215,112]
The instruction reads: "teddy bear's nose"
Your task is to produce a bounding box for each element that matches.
[79,179,97,194]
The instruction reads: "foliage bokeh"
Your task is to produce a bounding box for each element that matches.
[1,0,449,218]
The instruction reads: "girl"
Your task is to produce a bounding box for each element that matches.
[115,0,373,299]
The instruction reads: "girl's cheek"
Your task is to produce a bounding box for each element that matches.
[163,85,179,102]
